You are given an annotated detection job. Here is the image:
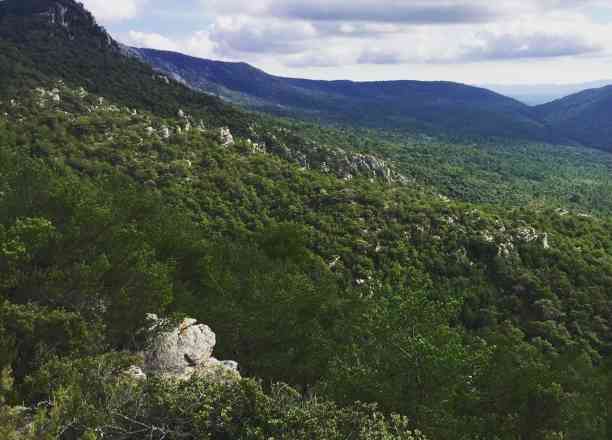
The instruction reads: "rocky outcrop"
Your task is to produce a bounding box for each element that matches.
[140,314,240,382]
[123,365,147,381]
[219,127,235,147]
[337,152,405,184]
[262,135,407,184]
[160,126,171,140]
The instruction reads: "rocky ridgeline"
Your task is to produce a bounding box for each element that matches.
[126,314,240,382]
[260,133,407,184]
[2,82,404,186]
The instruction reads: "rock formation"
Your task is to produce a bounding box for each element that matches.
[219,127,235,147]
[139,314,240,382]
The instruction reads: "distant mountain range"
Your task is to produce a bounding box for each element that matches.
[130,48,612,152]
[130,48,553,143]
[484,81,612,106]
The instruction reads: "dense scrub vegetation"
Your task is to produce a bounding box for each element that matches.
[0,83,611,438]
[289,122,612,215]
[1,1,611,437]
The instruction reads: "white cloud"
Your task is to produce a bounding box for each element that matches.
[124,30,216,59]
[210,16,318,55]
[126,31,179,51]
[462,32,601,61]
[81,0,148,22]
[102,0,612,82]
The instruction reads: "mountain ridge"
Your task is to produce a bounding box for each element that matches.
[132,47,612,152]
[534,85,612,150]
[132,47,554,143]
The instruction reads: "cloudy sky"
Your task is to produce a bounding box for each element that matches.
[81,0,612,84]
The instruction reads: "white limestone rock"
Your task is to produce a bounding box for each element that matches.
[516,227,538,243]
[542,233,551,250]
[76,87,88,98]
[196,357,241,382]
[142,315,240,382]
[144,317,216,379]
[123,365,147,381]
[219,127,235,147]
[160,126,171,139]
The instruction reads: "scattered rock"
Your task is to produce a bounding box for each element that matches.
[328,256,341,268]
[497,241,515,258]
[160,126,171,139]
[123,365,147,381]
[482,231,495,243]
[76,87,88,98]
[516,227,538,243]
[542,233,550,250]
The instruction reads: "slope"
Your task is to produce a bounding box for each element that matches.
[535,85,612,152]
[133,48,552,141]
[0,0,252,135]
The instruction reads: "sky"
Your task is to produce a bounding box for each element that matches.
[81,0,612,85]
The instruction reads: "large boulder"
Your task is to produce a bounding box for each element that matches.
[142,314,239,381]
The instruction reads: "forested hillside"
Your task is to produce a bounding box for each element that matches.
[535,85,612,151]
[1,1,611,439]
[287,122,612,214]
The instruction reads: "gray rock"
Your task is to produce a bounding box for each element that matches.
[542,233,551,250]
[144,317,216,379]
[160,126,171,139]
[219,127,235,147]
[142,315,240,381]
[123,365,147,381]
[196,357,241,382]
